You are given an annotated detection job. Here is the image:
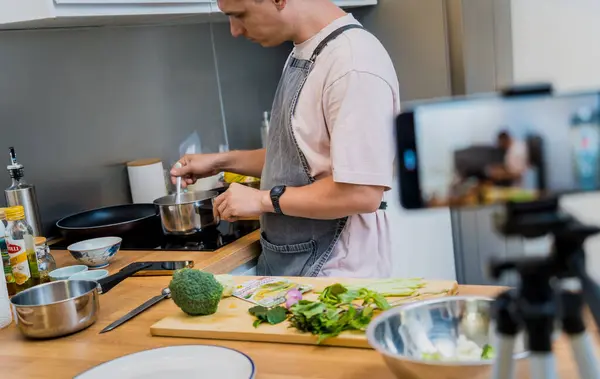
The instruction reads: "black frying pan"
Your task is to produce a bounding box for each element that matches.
[55,204,160,242]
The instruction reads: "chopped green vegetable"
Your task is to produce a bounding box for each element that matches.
[421,352,442,361]
[248,283,391,343]
[248,305,288,328]
[289,300,376,344]
[215,274,235,298]
[345,278,426,297]
[318,283,391,310]
[481,344,495,359]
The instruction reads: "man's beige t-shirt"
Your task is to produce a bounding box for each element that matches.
[290,14,400,278]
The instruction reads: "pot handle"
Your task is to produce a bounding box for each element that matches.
[97,262,153,294]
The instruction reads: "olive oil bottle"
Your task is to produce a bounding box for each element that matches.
[5,206,37,291]
[0,208,16,296]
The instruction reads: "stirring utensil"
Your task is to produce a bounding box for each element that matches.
[174,162,183,204]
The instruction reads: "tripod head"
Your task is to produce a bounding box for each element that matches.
[490,196,600,333]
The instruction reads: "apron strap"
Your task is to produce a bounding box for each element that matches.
[309,24,365,62]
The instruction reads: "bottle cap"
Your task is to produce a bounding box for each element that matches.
[34,236,47,246]
[5,206,25,221]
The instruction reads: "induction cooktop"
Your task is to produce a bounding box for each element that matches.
[51,220,260,252]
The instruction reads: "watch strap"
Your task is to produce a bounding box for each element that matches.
[270,186,286,215]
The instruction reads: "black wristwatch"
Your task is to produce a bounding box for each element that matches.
[270,185,287,215]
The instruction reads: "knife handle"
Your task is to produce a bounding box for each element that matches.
[97,262,154,294]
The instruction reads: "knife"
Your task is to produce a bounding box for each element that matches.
[99,287,171,334]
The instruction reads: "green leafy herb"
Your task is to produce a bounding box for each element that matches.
[249,283,391,343]
[248,305,288,328]
[288,283,390,343]
[266,306,287,324]
[481,344,495,359]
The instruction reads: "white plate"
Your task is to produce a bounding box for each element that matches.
[74,345,255,379]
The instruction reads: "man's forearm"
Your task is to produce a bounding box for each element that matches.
[261,176,385,220]
[218,149,265,178]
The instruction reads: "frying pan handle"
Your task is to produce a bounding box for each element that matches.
[97,262,153,294]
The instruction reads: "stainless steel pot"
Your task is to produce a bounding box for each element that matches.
[10,280,100,339]
[8,263,149,339]
[153,190,219,235]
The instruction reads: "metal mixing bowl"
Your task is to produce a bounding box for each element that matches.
[367,296,529,379]
[10,280,100,339]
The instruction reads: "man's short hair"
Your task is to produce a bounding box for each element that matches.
[497,130,511,140]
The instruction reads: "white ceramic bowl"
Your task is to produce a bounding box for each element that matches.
[69,269,109,281]
[49,265,89,281]
[67,237,122,269]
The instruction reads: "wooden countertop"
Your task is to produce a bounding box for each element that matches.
[0,235,598,378]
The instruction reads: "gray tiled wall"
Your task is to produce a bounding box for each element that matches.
[0,22,291,236]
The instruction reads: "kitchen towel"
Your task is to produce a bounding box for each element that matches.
[126,158,168,204]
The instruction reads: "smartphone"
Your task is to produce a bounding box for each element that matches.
[397,88,600,209]
[122,261,194,276]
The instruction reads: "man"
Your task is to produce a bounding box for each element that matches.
[171,0,400,278]
[488,130,529,186]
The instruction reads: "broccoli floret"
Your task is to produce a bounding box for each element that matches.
[169,268,224,316]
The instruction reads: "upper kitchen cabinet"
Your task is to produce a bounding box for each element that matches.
[0,0,216,30]
[334,0,377,6]
[0,0,377,30]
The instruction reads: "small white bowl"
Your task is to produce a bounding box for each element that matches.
[68,237,122,269]
[69,269,109,281]
[49,265,89,281]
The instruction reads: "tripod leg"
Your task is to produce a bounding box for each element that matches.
[491,291,519,379]
[569,333,600,379]
[520,274,558,379]
[491,335,517,379]
[529,353,558,379]
[560,289,600,379]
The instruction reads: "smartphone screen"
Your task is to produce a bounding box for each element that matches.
[397,90,600,209]
[129,261,194,276]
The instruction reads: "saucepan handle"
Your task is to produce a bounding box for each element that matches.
[97,262,153,294]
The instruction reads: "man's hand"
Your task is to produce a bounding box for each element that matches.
[170,149,267,188]
[213,183,273,222]
[170,153,224,188]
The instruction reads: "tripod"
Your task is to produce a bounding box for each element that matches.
[488,198,600,379]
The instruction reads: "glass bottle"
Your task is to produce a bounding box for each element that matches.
[0,208,16,296]
[0,255,11,329]
[5,206,37,291]
[35,237,56,284]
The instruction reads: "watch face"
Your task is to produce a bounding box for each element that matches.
[271,186,285,198]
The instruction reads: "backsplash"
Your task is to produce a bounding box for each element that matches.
[0,22,291,236]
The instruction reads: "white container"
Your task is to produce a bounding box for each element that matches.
[0,256,12,329]
[126,158,168,204]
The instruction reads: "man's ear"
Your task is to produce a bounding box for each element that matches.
[272,0,286,10]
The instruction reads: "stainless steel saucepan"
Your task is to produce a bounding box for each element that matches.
[153,190,219,235]
[9,262,153,339]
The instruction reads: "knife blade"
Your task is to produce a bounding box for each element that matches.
[99,288,171,334]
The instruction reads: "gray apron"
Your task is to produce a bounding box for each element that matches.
[258,24,365,277]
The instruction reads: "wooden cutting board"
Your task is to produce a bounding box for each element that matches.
[150,276,459,349]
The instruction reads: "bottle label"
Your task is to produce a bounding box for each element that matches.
[1,253,15,284]
[6,239,31,285]
[24,234,39,279]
